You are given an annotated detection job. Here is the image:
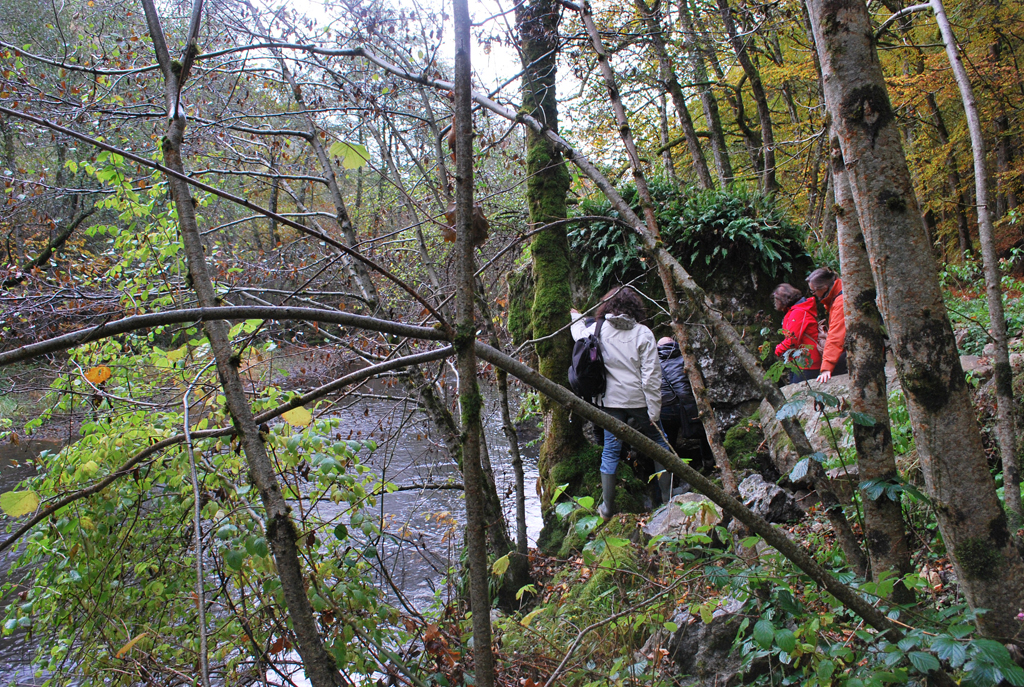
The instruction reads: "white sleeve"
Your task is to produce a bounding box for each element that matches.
[638,327,662,422]
[569,310,589,341]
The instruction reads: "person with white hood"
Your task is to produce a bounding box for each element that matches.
[570,286,671,520]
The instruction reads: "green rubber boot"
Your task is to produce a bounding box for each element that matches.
[598,473,616,521]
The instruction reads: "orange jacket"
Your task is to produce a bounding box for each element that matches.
[819,279,846,373]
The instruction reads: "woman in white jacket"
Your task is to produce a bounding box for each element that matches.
[570,286,672,520]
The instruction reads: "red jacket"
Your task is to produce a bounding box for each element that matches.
[819,279,846,373]
[775,297,821,370]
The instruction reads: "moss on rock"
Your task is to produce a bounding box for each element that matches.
[723,410,763,471]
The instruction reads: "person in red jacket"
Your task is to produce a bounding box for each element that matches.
[772,283,822,383]
[807,267,848,383]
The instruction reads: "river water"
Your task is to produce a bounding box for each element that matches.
[0,383,542,685]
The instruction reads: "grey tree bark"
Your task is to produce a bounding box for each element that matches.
[658,92,680,187]
[716,0,779,193]
[634,0,714,189]
[832,140,914,604]
[677,0,734,185]
[806,0,1024,638]
[930,0,1022,532]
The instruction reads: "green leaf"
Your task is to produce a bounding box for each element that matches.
[603,536,630,548]
[515,584,536,600]
[327,140,370,169]
[932,637,967,667]
[0,490,40,517]
[908,651,940,674]
[753,618,774,649]
[664,621,679,632]
[775,628,797,653]
[576,496,595,510]
[789,458,809,482]
[575,515,599,535]
[850,411,877,426]
[333,522,349,540]
[491,554,510,577]
[817,659,835,679]
[555,502,575,519]
[775,399,805,420]
[224,549,245,570]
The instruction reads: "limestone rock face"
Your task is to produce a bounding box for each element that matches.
[738,474,803,523]
[757,356,988,482]
[644,493,722,540]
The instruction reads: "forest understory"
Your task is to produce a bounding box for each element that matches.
[4,0,1024,685]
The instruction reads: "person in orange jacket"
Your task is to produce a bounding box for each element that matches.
[807,267,848,383]
[772,283,822,383]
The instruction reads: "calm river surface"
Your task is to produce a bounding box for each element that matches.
[0,384,541,686]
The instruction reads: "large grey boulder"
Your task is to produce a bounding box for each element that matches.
[738,474,803,523]
[642,597,767,686]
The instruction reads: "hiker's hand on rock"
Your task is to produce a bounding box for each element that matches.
[817,370,832,384]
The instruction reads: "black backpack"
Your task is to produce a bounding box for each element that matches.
[568,319,606,402]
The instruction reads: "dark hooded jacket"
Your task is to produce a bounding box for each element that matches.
[658,340,698,422]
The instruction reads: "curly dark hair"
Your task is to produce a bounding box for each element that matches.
[772,283,804,311]
[595,286,647,324]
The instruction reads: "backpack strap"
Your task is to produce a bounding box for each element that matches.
[594,318,604,339]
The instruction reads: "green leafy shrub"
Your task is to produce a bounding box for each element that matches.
[569,181,809,296]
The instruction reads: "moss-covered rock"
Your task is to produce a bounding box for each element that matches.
[538,444,652,555]
[723,410,763,471]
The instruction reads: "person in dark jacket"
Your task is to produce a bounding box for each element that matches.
[655,337,700,504]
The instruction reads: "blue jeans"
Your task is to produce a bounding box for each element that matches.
[601,407,673,475]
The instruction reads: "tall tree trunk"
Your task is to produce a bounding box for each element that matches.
[140,2,345,684]
[931,0,1022,532]
[926,94,973,259]
[658,92,680,187]
[989,42,1018,217]
[832,140,914,603]
[634,0,714,189]
[268,151,280,248]
[0,113,15,171]
[716,0,779,192]
[515,0,587,514]
[806,0,1024,638]
[678,0,733,185]
[453,1,495,683]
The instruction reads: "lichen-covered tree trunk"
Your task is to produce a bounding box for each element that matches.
[453,1,495,682]
[516,0,586,511]
[807,0,1024,638]
[832,142,914,604]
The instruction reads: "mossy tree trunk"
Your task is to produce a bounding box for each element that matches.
[807,0,1024,638]
[516,0,587,513]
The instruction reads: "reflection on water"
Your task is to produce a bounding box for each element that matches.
[0,440,59,687]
